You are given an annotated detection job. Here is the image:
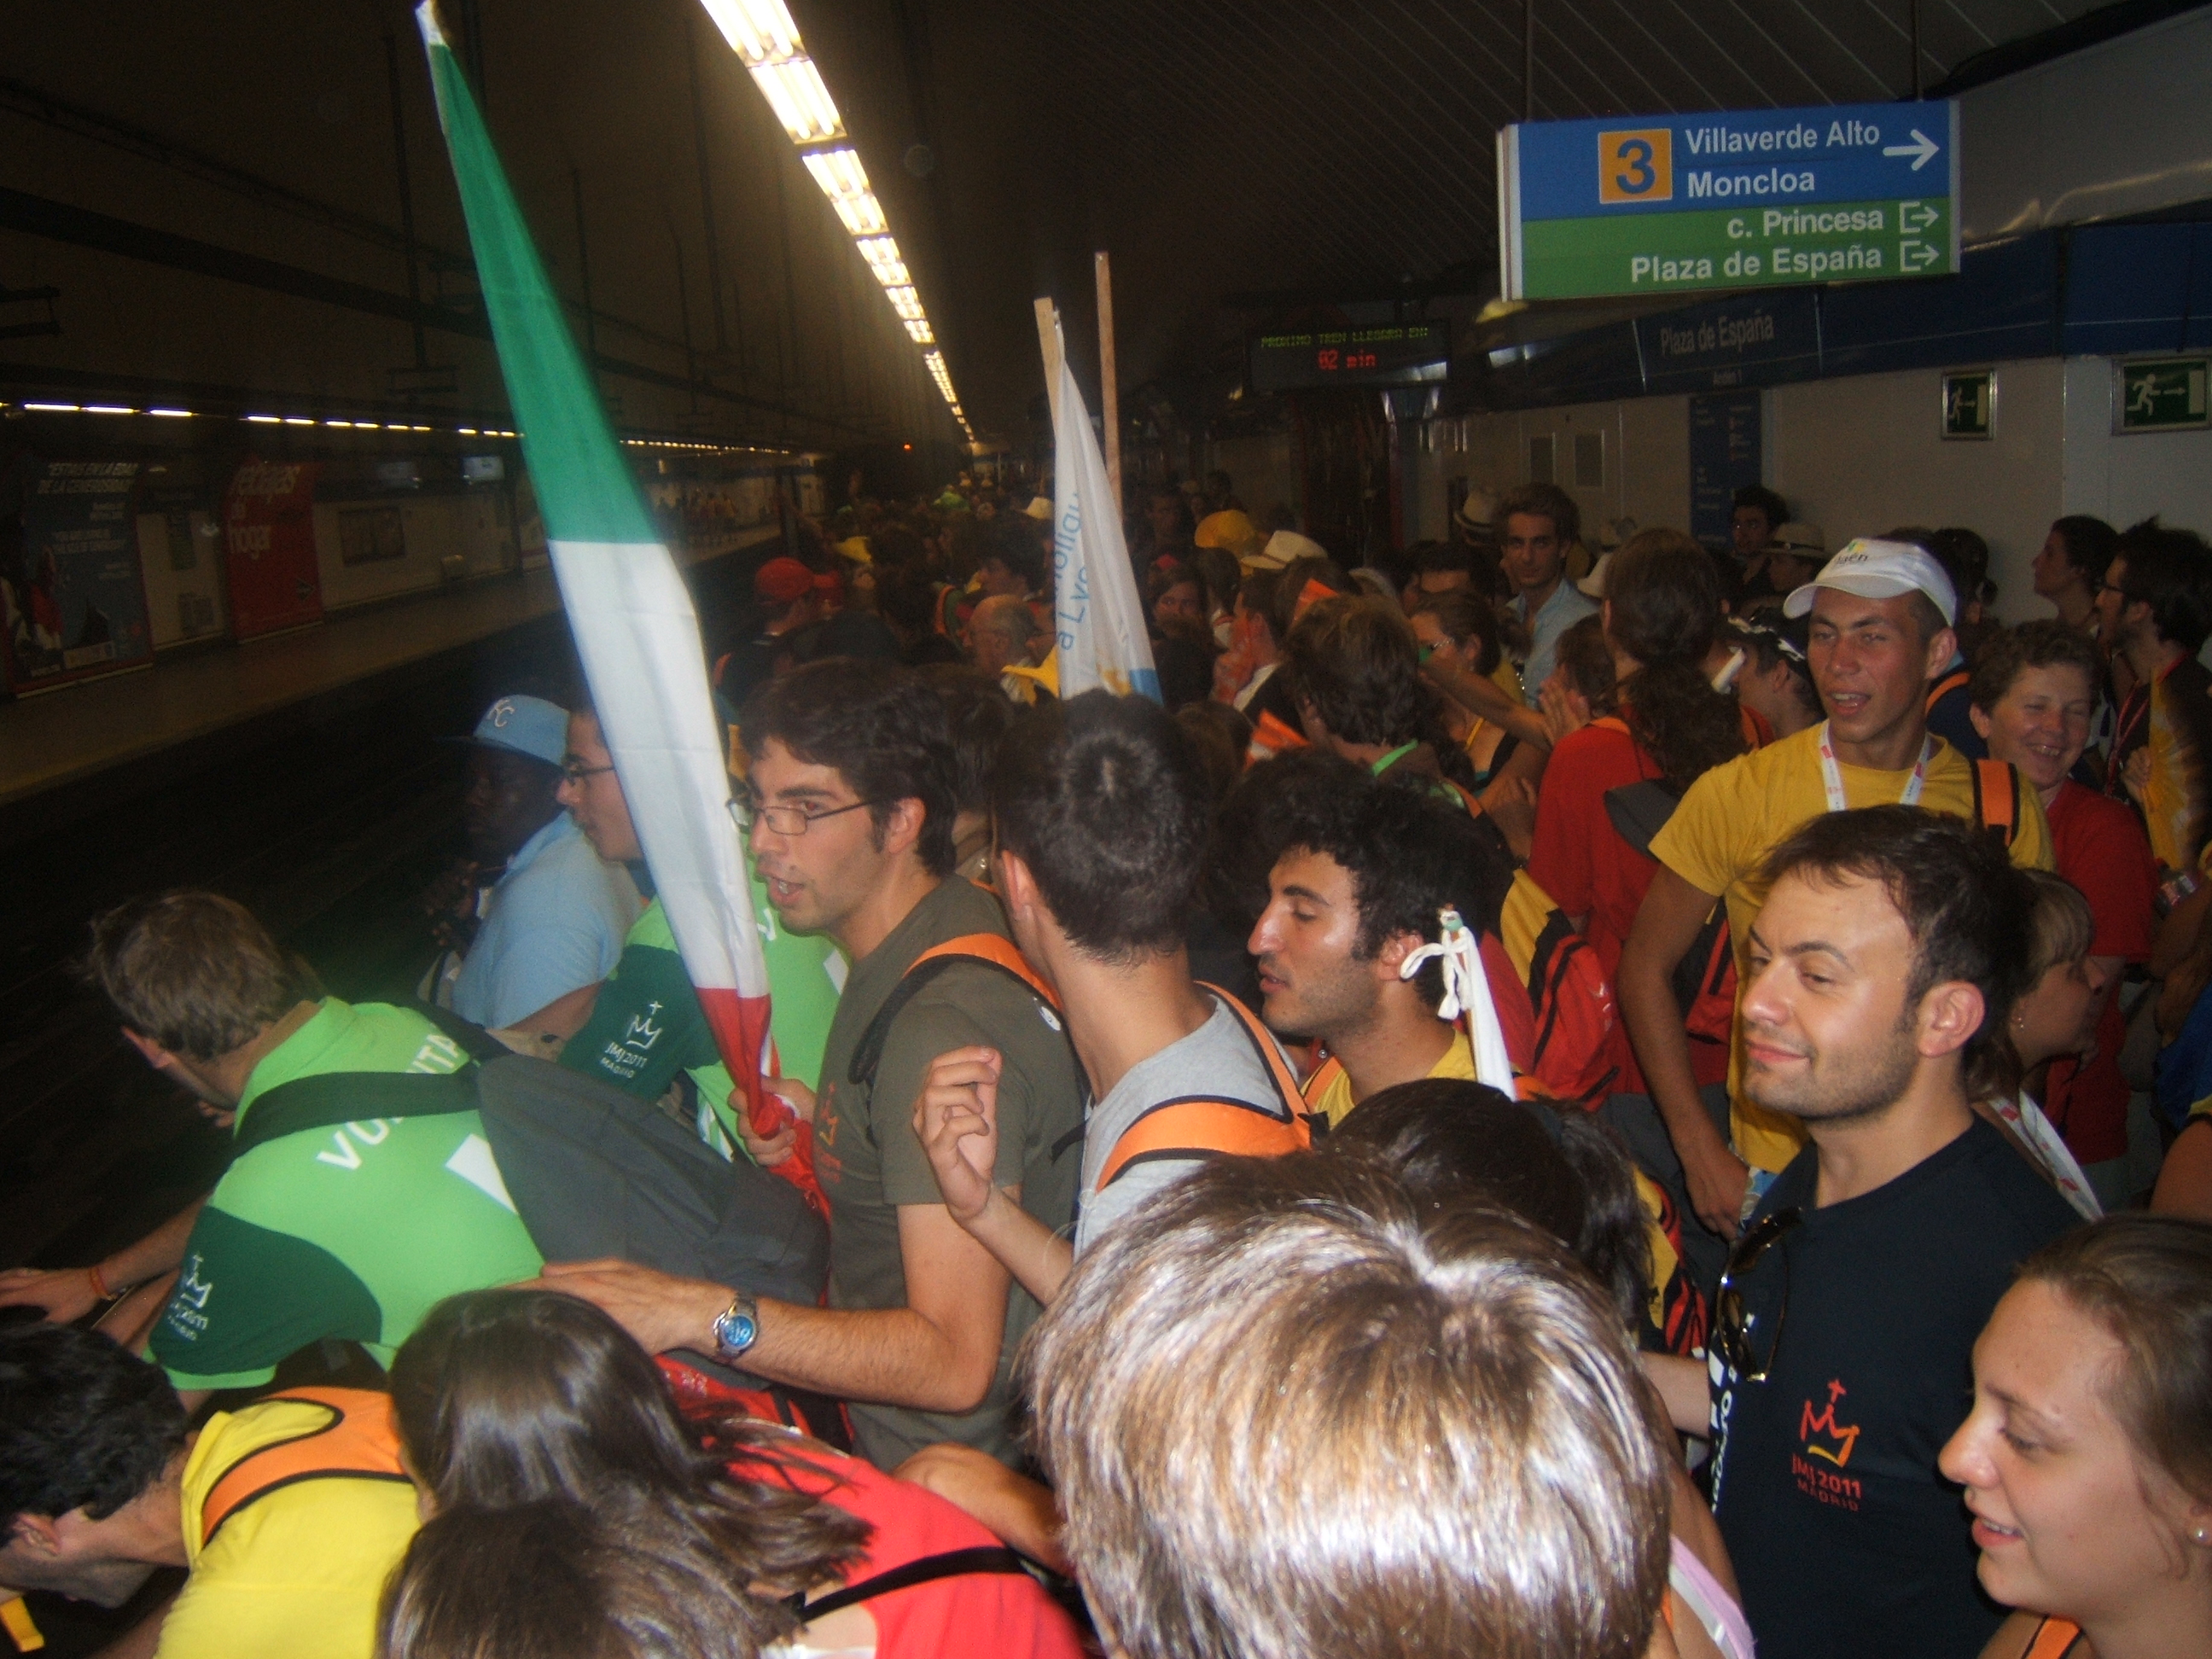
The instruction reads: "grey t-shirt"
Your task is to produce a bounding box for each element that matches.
[1075,992,1295,1254]
[812,877,1085,1470]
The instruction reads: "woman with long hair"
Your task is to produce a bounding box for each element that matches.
[378,1289,1083,1659]
[1941,1214,2212,1659]
[1526,528,1759,1094]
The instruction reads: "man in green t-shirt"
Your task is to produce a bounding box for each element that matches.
[553,701,845,1156]
[0,893,541,1403]
[533,661,1086,1469]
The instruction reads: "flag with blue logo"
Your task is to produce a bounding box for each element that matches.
[1046,340,1157,701]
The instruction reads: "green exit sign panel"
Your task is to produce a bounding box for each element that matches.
[2118,359,2209,432]
[1942,370,1993,439]
[1500,103,1960,301]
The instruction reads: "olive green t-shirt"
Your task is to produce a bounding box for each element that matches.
[150,999,544,1391]
[812,878,1085,1470]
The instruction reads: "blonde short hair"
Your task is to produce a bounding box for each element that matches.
[1023,1150,1671,1659]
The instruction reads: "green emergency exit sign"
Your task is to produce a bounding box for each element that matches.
[2117,358,2209,433]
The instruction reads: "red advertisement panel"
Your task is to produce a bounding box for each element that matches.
[224,459,323,639]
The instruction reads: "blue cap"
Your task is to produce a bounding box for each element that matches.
[453,695,568,766]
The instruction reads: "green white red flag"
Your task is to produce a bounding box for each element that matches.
[416,2,819,1209]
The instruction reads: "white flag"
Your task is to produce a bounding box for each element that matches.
[1049,357,1158,701]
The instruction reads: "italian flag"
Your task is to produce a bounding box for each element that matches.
[416,3,818,1210]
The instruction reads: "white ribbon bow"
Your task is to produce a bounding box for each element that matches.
[1398,906,1517,1094]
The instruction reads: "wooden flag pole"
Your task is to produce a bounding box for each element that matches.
[1094,251,1121,509]
[1033,297,1063,431]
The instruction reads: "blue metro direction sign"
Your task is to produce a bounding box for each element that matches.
[1499,102,1960,300]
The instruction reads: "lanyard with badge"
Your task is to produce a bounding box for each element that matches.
[1815,720,1934,812]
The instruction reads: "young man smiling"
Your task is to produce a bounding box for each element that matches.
[537,661,1084,1471]
[1647,808,2081,1659]
[1619,539,2052,1241]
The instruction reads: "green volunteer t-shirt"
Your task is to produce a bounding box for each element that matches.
[560,876,846,1158]
[150,999,544,1392]
[812,877,1086,1470]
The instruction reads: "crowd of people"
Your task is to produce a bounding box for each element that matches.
[3,468,2211,1659]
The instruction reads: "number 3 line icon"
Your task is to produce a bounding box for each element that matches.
[1598,128,1674,205]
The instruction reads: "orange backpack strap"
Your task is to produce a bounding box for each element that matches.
[1097,988,1313,1190]
[1926,667,1970,713]
[1195,985,1311,1123]
[1301,1054,1347,1114]
[847,932,1065,1092]
[2022,1617,2086,1659]
[1970,757,2022,848]
[198,1388,407,1548]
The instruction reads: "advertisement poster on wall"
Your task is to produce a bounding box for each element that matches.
[224,458,324,639]
[1,455,154,697]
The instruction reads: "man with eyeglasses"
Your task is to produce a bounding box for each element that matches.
[546,695,842,1157]
[1645,806,2080,1659]
[537,660,1085,1472]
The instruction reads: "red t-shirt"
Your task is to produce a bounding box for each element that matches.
[730,1435,1084,1659]
[2041,780,2159,1163]
[1528,719,1654,1092]
[1528,716,1738,1093]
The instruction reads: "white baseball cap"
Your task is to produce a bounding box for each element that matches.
[1782,537,1957,627]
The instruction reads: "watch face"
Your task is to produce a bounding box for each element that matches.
[715,1307,759,1355]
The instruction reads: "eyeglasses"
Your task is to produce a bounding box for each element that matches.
[733,797,877,837]
[1710,1206,1803,1383]
[559,759,616,785]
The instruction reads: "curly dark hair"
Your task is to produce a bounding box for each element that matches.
[1264,759,1516,1007]
[1966,619,2104,717]
[739,659,958,875]
[1,1324,189,1530]
[1605,528,1747,792]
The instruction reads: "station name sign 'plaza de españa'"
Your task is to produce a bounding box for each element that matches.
[1499,102,1961,301]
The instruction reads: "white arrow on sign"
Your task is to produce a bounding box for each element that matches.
[1899,240,1941,273]
[1899,201,1940,233]
[1883,129,1941,171]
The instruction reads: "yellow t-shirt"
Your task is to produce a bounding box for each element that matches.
[160,1399,419,1659]
[1650,724,2053,1174]
[1309,1027,1476,1127]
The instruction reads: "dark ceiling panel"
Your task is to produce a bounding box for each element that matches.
[0,0,2137,449]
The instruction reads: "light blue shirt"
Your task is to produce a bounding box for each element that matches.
[451,813,640,1028]
[1515,578,1601,704]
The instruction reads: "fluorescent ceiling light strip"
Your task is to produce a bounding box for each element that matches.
[148,408,194,417]
[748,59,843,143]
[708,5,962,437]
[85,405,136,415]
[700,0,800,67]
[24,402,79,411]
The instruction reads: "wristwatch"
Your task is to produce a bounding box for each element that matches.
[712,1293,760,1359]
